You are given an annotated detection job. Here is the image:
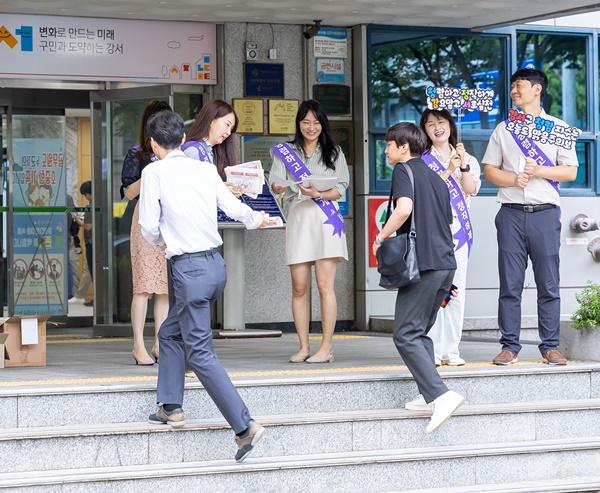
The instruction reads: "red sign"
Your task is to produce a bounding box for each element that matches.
[368,197,389,267]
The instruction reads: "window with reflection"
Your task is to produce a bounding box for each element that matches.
[516,32,588,130]
[369,29,508,192]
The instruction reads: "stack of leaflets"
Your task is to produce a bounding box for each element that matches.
[225,160,264,198]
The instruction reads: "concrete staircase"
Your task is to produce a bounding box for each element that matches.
[2,364,600,492]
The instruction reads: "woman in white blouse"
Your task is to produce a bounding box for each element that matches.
[419,108,481,366]
[270,100,349,364]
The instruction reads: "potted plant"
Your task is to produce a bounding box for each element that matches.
[560,282,600,361]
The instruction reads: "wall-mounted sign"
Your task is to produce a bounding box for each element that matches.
[316,58,345,83]
[313,27,348,59]
[368,197,389,268]
[233,98,264,134]
[242,135,292,174]
[313,84,351,116]
[0,13,216,84]
[244,63,284,97]
[268,99,298,135]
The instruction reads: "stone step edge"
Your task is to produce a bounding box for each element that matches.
[1,436,600,489]
[3,398,600,441]
[3,362,600,397]
[399,475,600,493]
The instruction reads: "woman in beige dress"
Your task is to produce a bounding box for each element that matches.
[270,100,349,363]
[121,100,171,365]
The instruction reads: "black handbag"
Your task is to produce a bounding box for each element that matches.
[376,164,421,289]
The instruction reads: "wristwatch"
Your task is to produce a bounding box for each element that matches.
[374,235,383,246]
[460,164,471,172]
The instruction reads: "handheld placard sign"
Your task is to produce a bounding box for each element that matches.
[425,86,495,141]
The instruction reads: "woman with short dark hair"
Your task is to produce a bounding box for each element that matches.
[373,121,464,433]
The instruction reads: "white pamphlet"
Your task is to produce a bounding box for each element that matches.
[21,318,38,345]
[296,176,338,192]
[225,160,265,198]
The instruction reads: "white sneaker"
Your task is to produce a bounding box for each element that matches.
[426,390,464,433]
[446,356,466,366]
[405,394,433,411]
[68,296,85,304]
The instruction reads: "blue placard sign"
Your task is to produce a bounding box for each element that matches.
[218,183,286,226]
[244,62,284,97]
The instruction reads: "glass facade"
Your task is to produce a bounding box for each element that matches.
[368,25,599,196]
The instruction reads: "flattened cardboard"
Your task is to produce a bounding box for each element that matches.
[0,316,48,367]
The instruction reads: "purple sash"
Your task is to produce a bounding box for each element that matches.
[504,121,560,194]
[421,152,473,255]
[181,140,213,164]
[271,143,345,237]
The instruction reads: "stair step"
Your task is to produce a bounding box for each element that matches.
[400,475,600,493]
[3,364,599,428]
[2,437,600,491]
[2,399,600,474]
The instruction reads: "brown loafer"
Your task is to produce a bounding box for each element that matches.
[542,349,568,365]
[492,349,518,365]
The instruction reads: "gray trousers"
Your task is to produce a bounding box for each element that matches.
[496,206,561,355]
[393,269,455,403]
[156,250,251,434]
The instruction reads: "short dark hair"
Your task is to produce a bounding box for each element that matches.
[79,180,92,196]
[385,122,427,156]
[510,68,548,97]
[146,110,185,150]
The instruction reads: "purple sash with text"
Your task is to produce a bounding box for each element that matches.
[271,143,345,237]
[181,140,212,164]
[504,120,560,194]
[422,152,473,255]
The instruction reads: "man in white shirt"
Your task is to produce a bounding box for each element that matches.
[139,110,268,462]
[483,68,578,366]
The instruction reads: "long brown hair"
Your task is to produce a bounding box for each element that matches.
[138,100,172,163]
[419,108,458,151]
[186,99,239,178]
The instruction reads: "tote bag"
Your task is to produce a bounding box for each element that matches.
[376,164,420,289]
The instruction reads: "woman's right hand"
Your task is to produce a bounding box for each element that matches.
[271,183,289,194]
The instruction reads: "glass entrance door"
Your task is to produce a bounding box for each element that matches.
[89,85,203,328]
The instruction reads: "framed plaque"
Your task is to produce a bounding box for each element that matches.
[268,99,299,135]
[312,84,351,116]
[233,98,264,134]
[244,63,284,97]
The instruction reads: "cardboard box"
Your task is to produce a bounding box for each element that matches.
[0,316,48,367]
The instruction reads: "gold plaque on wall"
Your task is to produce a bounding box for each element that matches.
[233,98,264,134]
[268,99,299,135]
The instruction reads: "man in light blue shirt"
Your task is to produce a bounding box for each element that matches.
[139,110,268,462]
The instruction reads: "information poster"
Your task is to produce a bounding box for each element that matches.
[316,58,345,83]
[268,99,298,135]
[368,197,389,268]
[233,98,264,134]
[313,27,348,58]
[12,214,67,315]
[12,138,66,208]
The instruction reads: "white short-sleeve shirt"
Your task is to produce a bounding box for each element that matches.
[482,109,579,206]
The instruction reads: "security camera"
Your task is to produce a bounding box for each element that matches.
[303,20,322,39]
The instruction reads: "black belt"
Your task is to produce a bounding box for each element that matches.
[502,203,557,213]
[170,247,219,262]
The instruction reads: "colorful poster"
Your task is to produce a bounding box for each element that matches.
[12,213,67,315]
[12,138,66,208]
[316,58,345,83]
[313,27,348,58]
[0,13,216,84]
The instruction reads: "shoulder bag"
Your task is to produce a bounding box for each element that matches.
[376,164,420,289]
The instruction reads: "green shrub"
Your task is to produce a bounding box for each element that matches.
[572,282,600,330]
